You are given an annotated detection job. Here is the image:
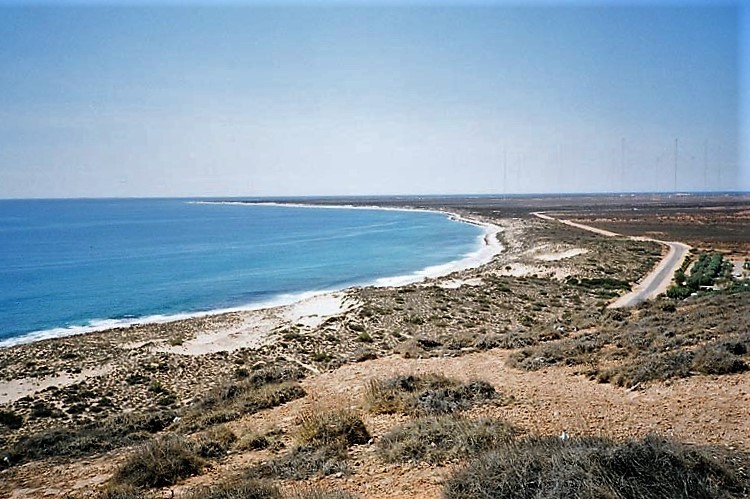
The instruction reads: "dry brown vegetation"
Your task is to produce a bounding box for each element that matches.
[509,291,750,388]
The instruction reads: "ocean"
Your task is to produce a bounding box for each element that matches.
[0,198,486,346]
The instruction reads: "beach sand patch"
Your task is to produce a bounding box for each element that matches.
[535,248,588,261]
[0,365,114,405]
[437,277,484,289]
[156,292,359,356]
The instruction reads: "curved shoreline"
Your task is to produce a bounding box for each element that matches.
[0,205,503,349]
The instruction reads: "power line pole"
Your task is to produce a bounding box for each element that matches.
[503,146,507,195]
[674,138,678,192]
[703,140,708,191]
[620,137,625,193]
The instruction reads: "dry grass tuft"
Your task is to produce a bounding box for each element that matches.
[365,374,498,416]
[377,415,517,464]
[443,434,750,499]
[245,408,369,481]
[111,434,205,488]
[297,409,371,448]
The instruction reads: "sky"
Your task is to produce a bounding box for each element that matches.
[0,0,746,198]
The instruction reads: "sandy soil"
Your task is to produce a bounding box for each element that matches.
[157,292,358,357]
[8,349,748,499]
[0,366,115,405]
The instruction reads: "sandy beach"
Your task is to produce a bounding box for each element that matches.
[0,209,503,405]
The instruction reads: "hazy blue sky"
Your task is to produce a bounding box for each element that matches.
[0,1,745,198]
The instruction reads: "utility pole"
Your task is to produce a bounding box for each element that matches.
[503,146,507,195]
[674,138,678,192]
[703,140,708,191]
[620,137,625,193]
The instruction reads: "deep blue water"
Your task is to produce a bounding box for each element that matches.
[0,199,483,345]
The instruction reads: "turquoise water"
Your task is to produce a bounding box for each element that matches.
[0,199,484,345]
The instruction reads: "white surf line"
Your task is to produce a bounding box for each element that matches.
[1,203,504,350]
[531,212,692,307]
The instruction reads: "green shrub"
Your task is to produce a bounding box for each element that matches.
[193,425,237,459]
[597,350,694,388]
[112,434,205,488]
[356,332,373,343]
[365,374,497,416]
[692,343,748,375]
[3,410,174,466]
[183,477,281,499]
[377,415,517,464]
[667,285,693,299]
[245,441,349,480]
[297,409,370,448]
[286,487,359,499]
[444,434,749,499]
[0,409,23,429]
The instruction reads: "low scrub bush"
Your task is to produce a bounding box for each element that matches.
[297,409,370,448]
[248,365,307,387]
[443,434,749,499]
[365,374,497,416]
[183,477,281,499]
[508,334,604,371]
[112,434,205,488]
[97,484,147,499]
[246,440,349,480]
[287,487,359,499]
[692,343,748,375]
[237,432,271,451]
[246,409,369,481]
[0,409,23,429]
[597,350,694,388]
[377,415,517,464]
[193,425,237,459]
[3,410,174,466]
[179,382,305,433]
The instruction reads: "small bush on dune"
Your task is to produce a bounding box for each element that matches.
[416,380,497,415]
[3,410,175,466]
[365,374,498,416]
[0,409,23,429]
[377,415,517,464]
[237,432,271,451]
[179,382,306,433]
[112,434,205,488]
[692,343,748,375]
[97,484,147,499]
[246,440,350,480]
[245,409,369,480]
[297,409,370,448]
[443,434,750,499]
[184,480,357,499]
[287,487,359,499]
[508,334,604,371]
[183,477,282,499]
[597,350,695,388]
[193,425,237,459]
[248,365,307,387]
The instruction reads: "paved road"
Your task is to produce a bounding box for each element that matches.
[531,212,692,308]
[609,240,691,308]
